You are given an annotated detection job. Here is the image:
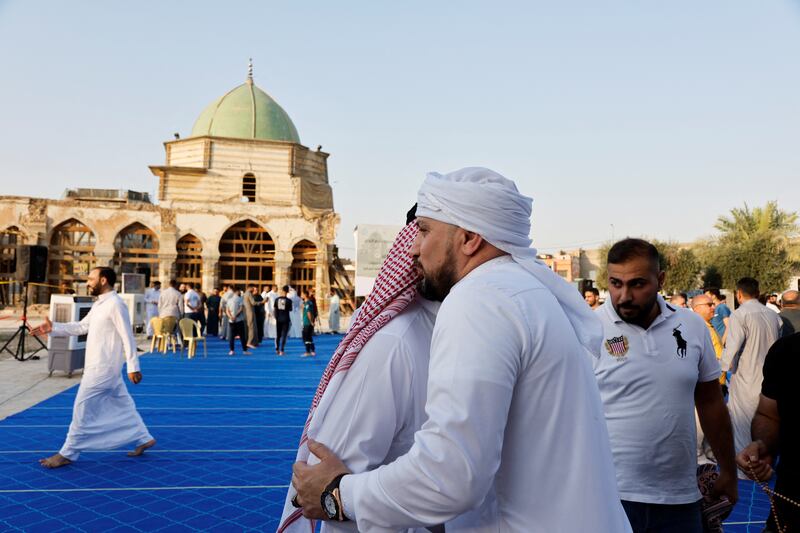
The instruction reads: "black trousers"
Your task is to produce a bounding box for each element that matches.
[206,311,219,336]
[228,321,247,352]
[275,321,290,352]
[255,309,265,342]
[302,324,315,353]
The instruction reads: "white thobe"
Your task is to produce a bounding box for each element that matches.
[264,290,278,338]
[289,297,439,533]
[144,287,160,336]
[721,299,782,469]
[328,294,341,333]
[50,291,152,461]
[289,291,303,338]
[340,256,630,532]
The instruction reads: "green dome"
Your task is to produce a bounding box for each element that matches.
[191,79,300,143]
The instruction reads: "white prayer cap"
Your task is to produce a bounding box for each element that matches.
[416,167,603,357]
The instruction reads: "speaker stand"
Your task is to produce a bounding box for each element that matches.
[0,283,47,361]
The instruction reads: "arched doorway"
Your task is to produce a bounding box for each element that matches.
[291,240,317,296]
[113,223,159,283]
[0,227,20,306]
[176,234,203,287]
[218,220,274,289]
[48,219,97,295]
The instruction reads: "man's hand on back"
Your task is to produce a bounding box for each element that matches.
[128,372,142,384]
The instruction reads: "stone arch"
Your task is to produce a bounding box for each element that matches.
[47,218,97,294]
[176,233,203,286]
[218,219,275,290]
[290,239,317,296]
[112,222,159,282]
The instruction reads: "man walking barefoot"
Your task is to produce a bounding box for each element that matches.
[31,266,155,468]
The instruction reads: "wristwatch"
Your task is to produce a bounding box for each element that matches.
[321,473,350,522]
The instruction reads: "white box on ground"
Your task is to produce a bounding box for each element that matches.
[119,293,145,332]
[48,294,93,376]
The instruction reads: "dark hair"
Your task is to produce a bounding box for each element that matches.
[719,294,727,301]
[282,285,289,293]
[680,292,688,301]
[607,238,660,272]
[185,282,193,289]
[94,266,116,286]
[585,287,599,296]
[406,203,418,225]
[169,279,178,288]
[154,280,161,286]
[736,277,760,298]
[705,288,721,298]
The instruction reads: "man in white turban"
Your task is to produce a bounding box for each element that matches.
[291,167,631,532]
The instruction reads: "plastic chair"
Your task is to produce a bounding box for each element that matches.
[148,317,163,352]
[179,318,206,359]
[159,316,179,353]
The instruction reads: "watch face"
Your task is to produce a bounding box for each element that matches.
[322,492,337,518]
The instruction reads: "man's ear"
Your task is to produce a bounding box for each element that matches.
[461,230,484,256]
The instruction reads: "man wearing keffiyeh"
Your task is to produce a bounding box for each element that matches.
[278,215,441,533]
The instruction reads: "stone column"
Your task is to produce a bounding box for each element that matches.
[94,244,116,268]
[201,254,219,292]
[274,251,293,288]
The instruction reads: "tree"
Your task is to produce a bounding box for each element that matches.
[705,202,799,293]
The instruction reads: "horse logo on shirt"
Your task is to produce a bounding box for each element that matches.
[604,335,629,359]
[672,326,687,358]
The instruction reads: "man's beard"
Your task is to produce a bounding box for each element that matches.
[614,293,658,327]
[89,284,102,297]
[415,257,457,302]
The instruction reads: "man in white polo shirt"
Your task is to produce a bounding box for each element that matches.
[594,238,737,532]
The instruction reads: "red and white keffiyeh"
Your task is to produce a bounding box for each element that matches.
[277,222,420,532]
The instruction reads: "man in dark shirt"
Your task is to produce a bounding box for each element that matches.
[301,290,316,357]
[253,288,266,343]
[736,333,800,532]
[206,288,221,337]
[274,285,292,356]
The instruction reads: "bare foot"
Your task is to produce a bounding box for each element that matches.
[228,351,234,356]
[39,453,71,469]
[243,351,252,355]
[128,439,156,457]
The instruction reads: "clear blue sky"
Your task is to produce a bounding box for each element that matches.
[1,1,798,257]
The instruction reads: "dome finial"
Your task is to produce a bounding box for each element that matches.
[247,58,253,84]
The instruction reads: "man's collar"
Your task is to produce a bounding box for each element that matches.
[97,290,116,301]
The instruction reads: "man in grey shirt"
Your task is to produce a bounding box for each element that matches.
[721,277,782,475]
[778,289,800,337]
[243,285,258,349]
[158,279,182,319]
[225,286,250,356]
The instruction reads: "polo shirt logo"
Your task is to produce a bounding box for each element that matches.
[672,326,687,358]
[604,335,629,358]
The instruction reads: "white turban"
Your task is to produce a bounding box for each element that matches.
[416,167,602,357]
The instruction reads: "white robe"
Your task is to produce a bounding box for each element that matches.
[288,290,303,338]
[721,299,782,474]
[50,291,152,461]
[144,287,159,336]
[285,297,438,533]
[328,294,341,333]
[339,257,631,532]
[264,290,278,338]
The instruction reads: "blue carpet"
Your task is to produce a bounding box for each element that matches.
[0,334,773,532]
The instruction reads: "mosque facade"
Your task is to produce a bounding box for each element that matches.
[0,69,344,306]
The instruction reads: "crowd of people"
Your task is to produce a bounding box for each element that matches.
[24,166,797,532]
[143,280,343,357]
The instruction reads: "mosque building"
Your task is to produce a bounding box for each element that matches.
[0,65,348,306]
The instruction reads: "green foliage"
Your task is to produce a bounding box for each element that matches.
[705,202,799,293]
[594,202,798,294]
